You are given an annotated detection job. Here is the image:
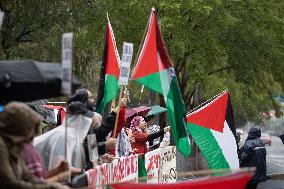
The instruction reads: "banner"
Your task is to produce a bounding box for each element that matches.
[144,148,160,183]
[100,163,112,186]
[87,166,100,189]
[159,146,177,183]
[112,155,138,183]
[87,148,176,187]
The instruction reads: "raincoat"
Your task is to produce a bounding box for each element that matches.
[34,102,94,170]
[240,126,267,183]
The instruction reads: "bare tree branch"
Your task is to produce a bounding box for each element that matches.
[15,9,71,42]
[207,65,233,75]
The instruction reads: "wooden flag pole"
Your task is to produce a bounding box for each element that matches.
[112,87,123,137]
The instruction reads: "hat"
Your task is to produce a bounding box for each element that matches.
[0,102,42,143]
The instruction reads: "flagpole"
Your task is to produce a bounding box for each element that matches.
[112,87,123,137]
[106,12,110,23]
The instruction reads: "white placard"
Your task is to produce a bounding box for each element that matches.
[112,155,138,183]
[0,10,4,30]
[145,148,161,183]
[118,42,133,86]
[159,146,177,183]
[61,32,73,96]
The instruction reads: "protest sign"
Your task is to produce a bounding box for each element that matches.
[159,146,177,183]
[145,149,160,183]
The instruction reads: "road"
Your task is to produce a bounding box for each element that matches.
[258,136,284,189]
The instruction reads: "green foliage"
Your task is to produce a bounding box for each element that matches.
[0,0,283,123]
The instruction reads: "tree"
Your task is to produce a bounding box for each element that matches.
[1,0,283,123]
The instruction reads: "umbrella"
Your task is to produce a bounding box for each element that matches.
[146,105,167,117]
[0,60,81,104]
[125,106,151,127]
[145,105,167,122]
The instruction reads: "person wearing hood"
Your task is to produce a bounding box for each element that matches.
[240,126,267,189]
[0,102,69,189]
[68,88,127,169]
[34,101,99,176]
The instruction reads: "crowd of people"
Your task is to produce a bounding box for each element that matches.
[0,88,171,188]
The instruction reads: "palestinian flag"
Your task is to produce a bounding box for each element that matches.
[131,8,191,157]
[96,21,120,114]
[109,171,252,189]
[186,91,240,169]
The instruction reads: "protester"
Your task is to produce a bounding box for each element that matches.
[23,143,69,182]
[240,126,267,189]
[34,101,98,175]
[69,88,128,168]
[0,102,68,189]
[113,127,134,157]
[146,115,171,150]
[68,88,95,111]
[130,116,170,155]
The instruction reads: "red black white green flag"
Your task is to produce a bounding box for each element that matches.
[186,91,240,169]
[96,21,120,113]
[131,8,191,157]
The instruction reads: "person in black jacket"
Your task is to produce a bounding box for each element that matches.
[240,126,267,189]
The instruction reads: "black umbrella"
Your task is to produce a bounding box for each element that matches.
[0,60,81,104]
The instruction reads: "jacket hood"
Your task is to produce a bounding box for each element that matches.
[67,101,94,118]
[247,126,261,140]
[68,89,88,106]
[0,102,42,143]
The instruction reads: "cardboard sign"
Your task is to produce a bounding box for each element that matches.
[0,10,4,30]
[61,32,73,96]
[159,146,177,183]
[118,42,133,86]
[145,149,161,183]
